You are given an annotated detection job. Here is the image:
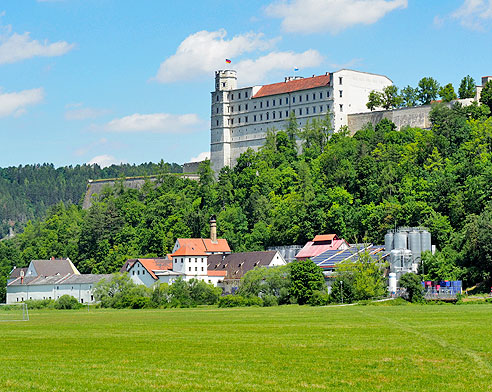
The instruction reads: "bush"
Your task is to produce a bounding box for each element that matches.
[262,294,278,307]
[218,295,246,308]
[245,296,263,307]
[399,273,424,303]
[24,299,55,309]
[290,259,326,305]
[55,295,82,310]
[307,290,330,306]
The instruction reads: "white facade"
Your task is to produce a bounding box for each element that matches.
[210,69,392,172]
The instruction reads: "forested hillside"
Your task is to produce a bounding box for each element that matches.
[1,103,492,300]
[0,161,182,238]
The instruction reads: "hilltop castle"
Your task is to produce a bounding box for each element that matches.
[210,69,393,173]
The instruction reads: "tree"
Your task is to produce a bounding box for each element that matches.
[381,85,403,109]
[239,265,291,304]
[458,75,476,99]
[367,90,383,111]
[417,77,440,105]
[290,259,326,305]
[399,273,423,303]
[401,85,418,107]
[480,80,492,112]
[439,83,457,102]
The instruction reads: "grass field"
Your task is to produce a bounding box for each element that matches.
[1,304,492,391]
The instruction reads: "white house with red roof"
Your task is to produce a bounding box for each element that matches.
[210,69,392,172]
[295,234,350,261]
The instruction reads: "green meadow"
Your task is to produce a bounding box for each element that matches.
[1,304,492,391]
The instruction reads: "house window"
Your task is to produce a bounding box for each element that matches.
[279,98,282,105]
[238,92,241,99]
[313,93,316,100]
[216,95,219,102]
[91,295,94,301]
[292,96,295,103]
[306,94,309,101]
[286,97,289,104]
[231,94,234,100]
[222,82,226,87]
[339,77,343,85]
[320,105,323,112]
[189,267,191,271]
[313,106,316,113]
[245,116,248,123]
[327,91,330,98]
[339,90,343,98]
[201,267,204,271]
[266,100,269,107]
[231,118,234,125]
[320,92,323,99]
[273,111,276,119]
[279,111,282,119]
[238,104,241,111]
[260,114,263,121]
[132,271,135,275]
[137,271,139,275]
[238,117,241,124]
[266,112,269,120]
[245,104,248,110]
[299,108,302,115]
[285,110,288,117]
[216,107,219,114]
[231,106,234,112]
[245,91,248,98]
[216,120,219,126]
[260,101,263,108]
[195,267,197,271]
[340,104,343,112]
[306,107,309,114]
[80,298,83,303]
[181,258,183,263]
[299,95,302,102]
[272,99,275,106]
[254,115,257,122]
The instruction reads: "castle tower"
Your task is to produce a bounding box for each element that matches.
[210,70,237,173]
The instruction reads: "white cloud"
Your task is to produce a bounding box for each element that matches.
[0,23,74,64]
[236,50,323,85]
[65,106,110,120]
[265,0,407,34]
[154,29,277,83]
[154,29,322,85]
[103,113,204,133]
[189,151,210,163]
[87,154,125,168]
[0,87,44,117]
[450,0,492,30]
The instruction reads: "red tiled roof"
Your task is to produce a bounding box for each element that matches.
[253,74,330,98]
[207,270,227,277]
[313,234,337,243]
[176,238,230,254]
[172,244,208,257]
[121,258,172,280]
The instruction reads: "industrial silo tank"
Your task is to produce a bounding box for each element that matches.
[390,249,412,269]
[408,230,421,262]
[393,231,408,249]
[384,232,394,252]
[420,230,432,253]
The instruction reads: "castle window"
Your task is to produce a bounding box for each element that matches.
[292,96,295,103]
[285,110,288,117]
[299,108,302,115]
[272,99,275,106]
[231,93,234,100]
[231,106,234,112]
[195,267,197,271]
[266,112,269,120]
[273,111,276,119]
[279,98,282,105]
[339,104,343,112]
[189,267,191,271]
[306,107,309,114]
[238,117,241,123]
[238,105,241,111]
[245,104,248,110]
[254,115,257,122]
[260,101,263,108]
[286,97,289,104]
[266,100,269,107]
[327,104,330,111]
[313,93,316,100]
[216,107,219,114]
[231,118,234,124]
[202,267,204,271]
[260,114,263,121]
[320,105,323,112]
[245,116,248,123]
[299,95,302,102]
[216,120,219,126]
[222,82,226,87]
[339,77,343,85]
[327,90,330,98]
[279,111,282,119]
[238,92,241,99]
[313,106,316,113]
[306,94,309,101]
[216,95,219,102]
[339,90,343,98]
[320,92,323,99]
[245,91,248,98]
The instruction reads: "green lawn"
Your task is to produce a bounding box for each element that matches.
[1,304,491,391]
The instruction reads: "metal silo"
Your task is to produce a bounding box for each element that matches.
[390,249,412,269]
[421,230,432,253]
[408,230,421,263]
[394,231,407,249]
[384,232,394,252]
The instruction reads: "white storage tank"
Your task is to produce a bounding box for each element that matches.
[408,230,421,262]
[394,231,408,250]
[421,230,432,253]
[390,249,412,269]
[384,232,394,252]
[389,272,397,293]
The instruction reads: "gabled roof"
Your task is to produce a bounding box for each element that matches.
[207,251,282,280]
[295,236,348,260]
[176,238,230,254]
[172,245,208,257]
[9,267,28,280]
[253,74,330,98]
[120,258,173,280]
[30,259,79,277]
[8,274,110,286]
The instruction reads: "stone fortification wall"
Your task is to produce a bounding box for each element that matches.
[347,99,475,135]
[183,161,202,173]
[82,174,199,209]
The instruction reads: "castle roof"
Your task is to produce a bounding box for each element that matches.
[253,74,331,98]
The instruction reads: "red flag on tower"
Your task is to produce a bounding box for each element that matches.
[225,59,231,64]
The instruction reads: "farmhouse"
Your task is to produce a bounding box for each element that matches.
[6,258,110,304]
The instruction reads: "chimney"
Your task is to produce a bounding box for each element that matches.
[210,215,217,244]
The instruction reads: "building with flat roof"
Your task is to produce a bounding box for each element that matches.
[210,69,392,172]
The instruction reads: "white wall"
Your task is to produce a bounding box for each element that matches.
[128,261,157,287]
[7,282,98,304]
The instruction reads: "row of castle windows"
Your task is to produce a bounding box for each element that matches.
[215,90,332,108]
[189,267,205,272]
[173,258,205,263]
[217,105,333,126]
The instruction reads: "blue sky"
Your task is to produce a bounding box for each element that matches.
[1,0,491,168]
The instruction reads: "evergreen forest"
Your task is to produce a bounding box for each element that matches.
[1,103,492,300]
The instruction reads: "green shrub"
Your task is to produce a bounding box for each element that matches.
[245,296,263,307]
[262,294,278,307]
[218,295,246,308]
[55,295,82,310]
[307,290,330,306]
[24,299,55,309]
